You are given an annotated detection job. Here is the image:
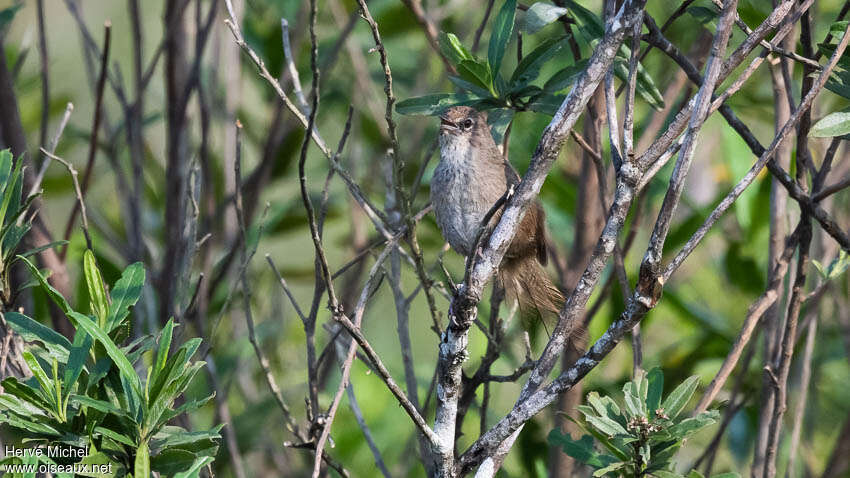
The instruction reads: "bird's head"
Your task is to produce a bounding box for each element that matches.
[438,106,493,152]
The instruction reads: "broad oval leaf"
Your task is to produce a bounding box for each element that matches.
[811,111,850,137]
[524,2,568,34]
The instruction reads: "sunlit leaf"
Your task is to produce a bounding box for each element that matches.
[524,2,568,34]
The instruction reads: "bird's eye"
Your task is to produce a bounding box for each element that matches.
[462,118,474,130]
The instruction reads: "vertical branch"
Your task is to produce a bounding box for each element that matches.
[785,316,817,478]
[36,0,50,151]
[161,0,190,323]
[61,21,111,251]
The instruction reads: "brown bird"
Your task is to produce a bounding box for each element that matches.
[431,106,564,325]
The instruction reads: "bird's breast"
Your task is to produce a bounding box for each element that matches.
[431,146,506,256]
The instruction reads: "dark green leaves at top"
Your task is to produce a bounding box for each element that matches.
[106,262,145,332]
[510,35,569,88]
[439,32,473,66]
[395,93,482,115]
[488,0,518,79]
[84,250,110,328]
[523,2,568,34]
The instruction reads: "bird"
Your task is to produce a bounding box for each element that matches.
[430,106,564,326]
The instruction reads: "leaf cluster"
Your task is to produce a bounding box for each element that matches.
[0,248,219,477]
[396,1,663,143]
[549,368,732,478]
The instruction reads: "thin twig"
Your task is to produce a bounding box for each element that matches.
[61,21,111,254]
[40,150,93,251]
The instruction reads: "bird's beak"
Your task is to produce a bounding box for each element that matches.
[439,115,458,133]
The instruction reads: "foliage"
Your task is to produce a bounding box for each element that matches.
[0,149,65,308]
[0,251,220,477]
[395,1,663,142]
[813,21,850,137]
[549,368,731,478]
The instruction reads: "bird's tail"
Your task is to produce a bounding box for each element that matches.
[499,258,587,353]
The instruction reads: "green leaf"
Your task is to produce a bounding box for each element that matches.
[593,460,627,476]
[151,448,199,475]
[173,456,214,478]
[564,0,604,37]
[710,473,741,478]
[653,471,687,478]
[0,149,11,191]
[544,59,588,92]
[0,154,23,229]
[458,59,494,93]
[667,410,718,439]
[135,441,151,478]
[585,413,628,437]
[661,375,700,420]
[438,31,473,66]
[688,5,720,25]
[153,319,175,387]
[487,108,515,144]
[448,75,493,98]
[17,240,68,260]
[646,367,664,414]
[18,255,72,314]
[524,2,568,34]
[623,381,644,418]
[811,111,850,137]
[396,93,482,115]
[22,350,55,408]
[84,250,110,328]
[510,35,568,87]
[63,329,92,395]
[72,396,133,422]
[75,451,118,478]
[67,311,143,400]
[106,262,145,331]
[527,93,566,115]
[0,4,22,31]
[548,431,619,468]
[2,377,53,410]
[95,426,136,447]
[488,0,517,79]
[5,311,72,362]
